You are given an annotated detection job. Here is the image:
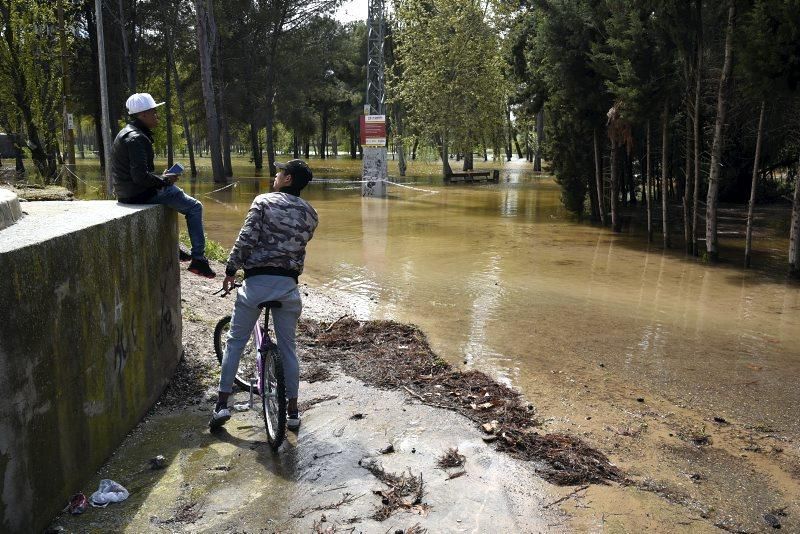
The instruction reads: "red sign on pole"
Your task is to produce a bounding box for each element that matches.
[360,115,386,146]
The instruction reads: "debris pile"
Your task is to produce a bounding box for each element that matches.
[301,318,623,486]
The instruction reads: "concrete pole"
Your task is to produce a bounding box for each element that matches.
[57,0,76,168]
[95,0,114,196]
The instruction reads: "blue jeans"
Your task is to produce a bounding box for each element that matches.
[219,275,302,399]
[152,185,206,258]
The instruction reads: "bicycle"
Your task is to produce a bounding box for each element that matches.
[213,283,287,450]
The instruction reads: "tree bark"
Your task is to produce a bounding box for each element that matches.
[505,103,513,161]
[320,107,328,159]
[705,2,736,262]
[593,128,605,225]
[610,139,620,232]
[683,106,692,253]
[395,105,407,176]
[513,128,523,160]
[195,0,225,182]
[790,155,800,277]
[692,0,703,256]
[661,100,671,249]
[117,0,136,92]
[211,17,232,177]
[76,116,85,159]
[411,138,418,160]
[169,44,197,176]
[534,109,544,171]
[440,132,452,177]
[462,151,473,171]
[349,122,356,158]
[646,120,653,242]
[265,103,276,175]
[250,122,262,170]
[165,54,174,168]
[745,101,765,268]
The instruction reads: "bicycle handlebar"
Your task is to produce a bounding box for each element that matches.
[213,282,242,298]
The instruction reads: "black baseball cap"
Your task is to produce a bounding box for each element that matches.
[276,159,313,189]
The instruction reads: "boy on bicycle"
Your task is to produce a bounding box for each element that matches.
[210,160,318,430]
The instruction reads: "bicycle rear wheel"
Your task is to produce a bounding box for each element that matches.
[214,316,260,393]
[261,344,286,450]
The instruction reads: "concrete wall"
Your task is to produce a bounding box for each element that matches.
[0,202,182,533]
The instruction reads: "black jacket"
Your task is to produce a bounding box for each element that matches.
[111,119,167,202]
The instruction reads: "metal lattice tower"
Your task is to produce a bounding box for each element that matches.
[362,0,388,197]
[366,0,386,115]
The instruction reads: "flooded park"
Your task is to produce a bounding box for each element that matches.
[54,155,800,531]
[4,0,800,531]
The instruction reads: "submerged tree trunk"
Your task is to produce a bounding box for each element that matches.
[705,2,736,262]
[250,122,262,170]
[462,151,474,171]
[505,103,513,162]
[349,122,356,159]
[534,109,544,172]
[646,120,653,243]
[195,0,225,182]
[320,109,327,160]
[661,100,671,249]
[395,111,407,176]
[440,132,452,177]
[790,155,800,277]
[745,101,765,268]
[593,128,605,225]
[513,129,523,160]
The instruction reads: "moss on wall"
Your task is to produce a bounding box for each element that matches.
[0,204,182,533]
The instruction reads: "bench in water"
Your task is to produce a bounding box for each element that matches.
[445,170,500,184]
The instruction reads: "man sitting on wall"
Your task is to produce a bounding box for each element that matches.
[111,92,216,278]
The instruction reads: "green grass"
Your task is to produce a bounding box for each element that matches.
[180,231,229,263]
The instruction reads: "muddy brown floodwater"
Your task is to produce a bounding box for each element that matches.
[73,157,800,531]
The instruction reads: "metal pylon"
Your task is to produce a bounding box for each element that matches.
[366,0,385,116]
[362,0,388,198]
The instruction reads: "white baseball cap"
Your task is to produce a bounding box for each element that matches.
[125,93,165,115]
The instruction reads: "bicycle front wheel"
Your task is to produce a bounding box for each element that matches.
[261,345,286,450]
[214,316,260,393]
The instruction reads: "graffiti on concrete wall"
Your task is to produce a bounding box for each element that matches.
[155,258,176,349]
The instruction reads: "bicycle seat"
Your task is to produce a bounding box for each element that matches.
[258,301,283,310]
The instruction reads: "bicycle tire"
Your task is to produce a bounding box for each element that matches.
[213,316,260,393]
[261,344,287,450]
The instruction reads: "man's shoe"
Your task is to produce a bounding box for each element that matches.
[179,248,192,262]
[209,406,231,430]
[188,257,216,278]
[287,412,301,431]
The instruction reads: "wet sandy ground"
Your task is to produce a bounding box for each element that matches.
[52,374,566,533]
[49,266,798,533]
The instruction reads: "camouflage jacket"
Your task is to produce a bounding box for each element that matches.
[225,192,318,279]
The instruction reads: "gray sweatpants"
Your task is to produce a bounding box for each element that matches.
[219,275,302,398]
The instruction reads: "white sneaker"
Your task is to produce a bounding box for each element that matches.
[287,412,301,431]
[209,406,231,429]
